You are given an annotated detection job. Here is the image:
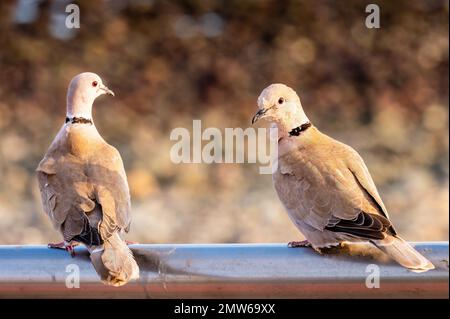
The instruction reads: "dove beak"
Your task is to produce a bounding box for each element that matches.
[252,108,268,124]
[100,84,115,96]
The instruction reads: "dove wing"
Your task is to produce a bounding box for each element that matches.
[37,152,98,243]
[344,148,391,219]
[87,144,132,240]
[274,129,395,241]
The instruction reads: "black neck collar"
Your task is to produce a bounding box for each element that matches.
[65,117,93,125]
[289,122,312,136]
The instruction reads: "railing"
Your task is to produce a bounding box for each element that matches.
[0,242,448,298]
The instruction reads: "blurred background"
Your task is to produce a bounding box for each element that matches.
[0,0,448,244]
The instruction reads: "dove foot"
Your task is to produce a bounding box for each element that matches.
[48,241,78,257]
[125,240,139,245]
[288,240,311,248]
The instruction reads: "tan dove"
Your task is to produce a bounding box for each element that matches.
[36,72,139,286]
[252,83,434,272]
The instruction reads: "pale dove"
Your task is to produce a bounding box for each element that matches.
[36,72,139,286]
[252,83,434,272]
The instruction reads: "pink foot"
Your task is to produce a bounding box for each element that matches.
[125,240,139,245]
[48,241,78,257]
[288,240,311,248]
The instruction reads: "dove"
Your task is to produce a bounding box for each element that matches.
[252,83,434,272]
[36,72,139,286]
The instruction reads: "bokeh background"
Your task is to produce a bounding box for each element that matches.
[0,0,448,244]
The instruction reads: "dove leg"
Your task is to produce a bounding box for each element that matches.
[288,240,311,248]
[48,241,78,257]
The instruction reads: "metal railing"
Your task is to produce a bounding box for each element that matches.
[0,242,448,298]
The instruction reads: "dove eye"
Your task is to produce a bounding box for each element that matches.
[278,97,284,104]
[92,81,98,87]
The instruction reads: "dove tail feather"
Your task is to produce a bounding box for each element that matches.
[325,211,392,240]
[372,236,435,273]
[90,232,139,287]
[71,216,103,246]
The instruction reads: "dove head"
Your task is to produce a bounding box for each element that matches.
[252,83,310,136]
[66,72,114,119]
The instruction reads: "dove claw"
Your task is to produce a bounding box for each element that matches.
[288,240,311,248]
[48,241,78,257]
[48,241,66,250]
[66,245,76,257]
